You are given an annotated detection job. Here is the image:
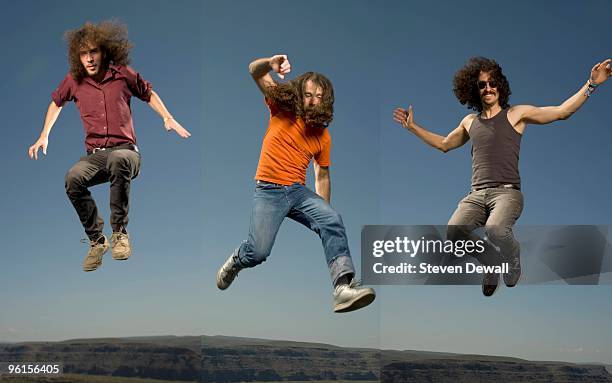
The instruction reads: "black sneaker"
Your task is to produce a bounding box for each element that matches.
[503,252,521,288]
[482,272,500,297]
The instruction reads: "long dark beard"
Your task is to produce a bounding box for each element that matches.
[303,104,332,128]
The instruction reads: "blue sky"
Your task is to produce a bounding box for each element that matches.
[1,0,612,366]
[376,0,612,364]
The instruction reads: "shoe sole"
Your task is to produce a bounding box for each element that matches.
[83,264,101,272]
[112,252,131,261]
[334,290,376,313]
[482,284,499,297]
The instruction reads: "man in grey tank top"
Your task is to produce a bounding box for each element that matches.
[393,57,611,296]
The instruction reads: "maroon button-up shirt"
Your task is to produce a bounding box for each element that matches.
[52,64,152,152]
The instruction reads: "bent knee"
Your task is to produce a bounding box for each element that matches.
[485,225,512,242]
[447,225,471,242]
[325,210,343,226]
[65,167,85,191]
[317,204,343,226]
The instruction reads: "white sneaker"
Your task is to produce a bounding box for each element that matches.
[216,251,241,290]
[333,280,376,313]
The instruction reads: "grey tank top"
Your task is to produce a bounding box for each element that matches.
[468,108,522,190]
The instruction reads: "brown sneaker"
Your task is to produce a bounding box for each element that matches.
[83,236,109,272]
[111,232,131,260]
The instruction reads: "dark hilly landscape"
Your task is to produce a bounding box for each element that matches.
[0,335,610,382]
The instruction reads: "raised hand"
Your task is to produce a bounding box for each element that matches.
[393,105,414,129]
[590,58,611,85]
[270,55,291,79]
[28,136,49,160]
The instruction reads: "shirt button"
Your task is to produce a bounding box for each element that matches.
[101,113,105,116]
[103,126,107,129]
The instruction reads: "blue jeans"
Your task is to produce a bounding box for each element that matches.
[235,181,355,286]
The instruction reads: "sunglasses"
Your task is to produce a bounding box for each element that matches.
[477,79,498,89]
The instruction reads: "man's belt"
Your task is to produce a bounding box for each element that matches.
[88,143,138,155]
[256,180,286,187]
[473,183,520,192]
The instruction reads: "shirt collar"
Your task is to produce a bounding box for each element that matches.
[83,64,122,87]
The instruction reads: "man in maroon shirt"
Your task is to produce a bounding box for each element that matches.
[28,21,190,272]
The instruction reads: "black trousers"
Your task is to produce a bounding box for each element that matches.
[65,146,141,239]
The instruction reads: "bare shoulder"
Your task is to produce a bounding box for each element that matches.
[461,113,478,133]
[507,105,533,127]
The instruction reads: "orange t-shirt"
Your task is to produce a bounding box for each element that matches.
[255,99,331,185]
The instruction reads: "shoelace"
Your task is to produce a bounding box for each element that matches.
[114,232,128,240]
[335,279,365,291]
[81,237,99,247]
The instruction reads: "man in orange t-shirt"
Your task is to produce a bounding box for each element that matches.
[216,54,375,313]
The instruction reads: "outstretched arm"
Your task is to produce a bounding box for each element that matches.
[510,59,611,128]
[248,55,291,94]
[314,162,331,203]
[393,105,471,153]
[147,90,191,138]
[28,101,63,160]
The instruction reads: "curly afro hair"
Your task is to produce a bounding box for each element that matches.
[264,72,334,128]
[65,20,132,82]
[453,57,511,113]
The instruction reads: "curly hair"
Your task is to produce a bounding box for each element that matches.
[264,72,334,128]
[64,20,132,82]
[452,57,511,113]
